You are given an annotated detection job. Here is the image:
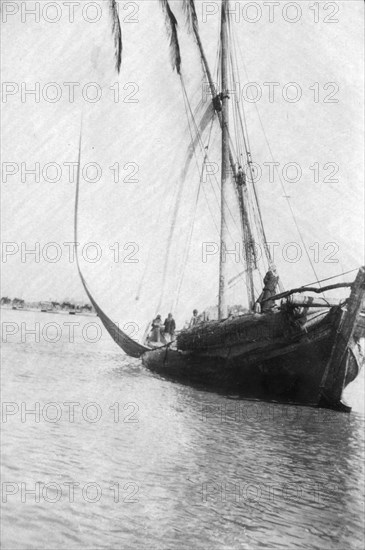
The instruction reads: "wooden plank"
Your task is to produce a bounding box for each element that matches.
[289,295,343,308]
[261,282,352,303]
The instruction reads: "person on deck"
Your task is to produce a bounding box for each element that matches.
[164,313,176,343]
[150,314,163,342]
[189,309,199,328]
[257,265,279,313]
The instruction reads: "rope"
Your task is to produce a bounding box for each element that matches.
[172,88,207,312]
[231,21,323,294]
[180,77,254,272]
[229,20,273,276]
[179,76,256,294]
[303,268,359,287]
[174,108,219,312]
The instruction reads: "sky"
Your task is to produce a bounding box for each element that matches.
[1,0,364,329]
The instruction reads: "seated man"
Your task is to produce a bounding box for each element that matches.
[257,265,279,313]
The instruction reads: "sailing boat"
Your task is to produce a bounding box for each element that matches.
[75,0,364,412]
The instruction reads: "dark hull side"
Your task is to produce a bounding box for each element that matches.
[141,312,362,411]
[141,269,365,411]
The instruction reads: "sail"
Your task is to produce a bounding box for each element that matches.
[77,268,150,358]
[72,0,349,347]
[74,133,150,358]
[72,2,274,335]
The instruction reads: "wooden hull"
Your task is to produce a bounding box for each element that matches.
[142,268,365,412]
[142,326,362,410]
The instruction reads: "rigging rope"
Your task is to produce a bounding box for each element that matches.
[232,25,323,293]
[174,105,219,313]
[193,19,263,303]
[163,68,263,314]
[303,268,359,287]
[229,19,274,277]
[179,75,255,291]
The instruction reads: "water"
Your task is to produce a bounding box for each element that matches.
[1,309,364,550]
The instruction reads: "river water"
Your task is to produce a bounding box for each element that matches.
[1,309,364,550]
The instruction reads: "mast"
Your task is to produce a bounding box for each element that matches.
[218,0,230,320]
[193,12,257,310]
[239,184,256,308]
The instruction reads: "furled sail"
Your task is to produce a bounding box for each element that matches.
[74,133,150,358]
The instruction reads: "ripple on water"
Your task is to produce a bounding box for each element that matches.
[1,310,364,549]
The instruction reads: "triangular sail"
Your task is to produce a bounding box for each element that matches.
[74,132,150,358]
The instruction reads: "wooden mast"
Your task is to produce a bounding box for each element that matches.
[193,9,258,310]
[218,0,230,320]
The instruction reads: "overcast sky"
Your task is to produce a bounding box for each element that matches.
[1,0,364,327]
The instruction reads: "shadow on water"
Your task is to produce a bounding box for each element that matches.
[103,355,364,548]
[107,357,144,377]
[153,381,365,549]
[2,308,363,550]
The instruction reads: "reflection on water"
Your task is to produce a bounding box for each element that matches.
[1,310,364,549]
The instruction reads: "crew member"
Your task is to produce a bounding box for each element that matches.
[150,314,163,342]
[164,313,176,342]
[257,265,279,313]
[189,309,199,328]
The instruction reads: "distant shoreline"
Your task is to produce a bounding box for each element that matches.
[1,306,96,317]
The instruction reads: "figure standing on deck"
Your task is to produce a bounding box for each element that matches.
[164,313,176,343]
[257,265,279,313]
[149,314,164,342]
[189,309,199,328]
